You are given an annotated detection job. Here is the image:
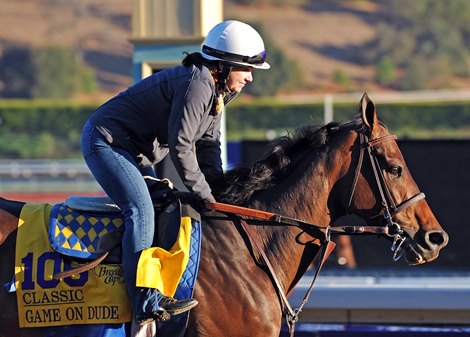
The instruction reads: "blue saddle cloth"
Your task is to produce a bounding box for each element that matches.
[48,203,124,260]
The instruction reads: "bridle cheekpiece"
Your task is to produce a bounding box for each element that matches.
[343,132,426,260]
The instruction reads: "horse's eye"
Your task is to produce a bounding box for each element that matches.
[388,166,402,177]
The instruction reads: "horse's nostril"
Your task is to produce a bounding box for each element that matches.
[426,231,448,247]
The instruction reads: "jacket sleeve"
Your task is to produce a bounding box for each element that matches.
[196,114,224,192]
[167,77,216,202]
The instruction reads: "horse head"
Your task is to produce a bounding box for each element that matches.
[219,93,448,266]
[336,93,448,265]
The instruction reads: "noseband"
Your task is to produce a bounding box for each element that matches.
[344,132,425,260]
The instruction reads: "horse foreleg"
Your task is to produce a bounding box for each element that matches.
[0,209,19,246]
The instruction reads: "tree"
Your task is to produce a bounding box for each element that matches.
[0,45,97,99]
[333,68,351,90]
[32,46,97,99]
[0,47,35,98]
[399,58,429,91]
[242,23,303,97]
[366,0,470,90]
[376,57,397,86]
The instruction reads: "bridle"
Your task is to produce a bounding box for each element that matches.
[343,132,425,260]
[205,129,427,336]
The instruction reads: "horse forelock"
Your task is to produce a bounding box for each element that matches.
[217,120,365,205]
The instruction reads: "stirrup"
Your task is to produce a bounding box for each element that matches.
[136,308,171,326]
[158,296,198,315]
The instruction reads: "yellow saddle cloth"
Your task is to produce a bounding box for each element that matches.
[15,203,131,328]
[136,216,193,297]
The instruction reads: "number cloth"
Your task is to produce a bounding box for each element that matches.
[15,203,131,328]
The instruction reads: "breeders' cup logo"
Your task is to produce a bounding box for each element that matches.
[91,265,124,286]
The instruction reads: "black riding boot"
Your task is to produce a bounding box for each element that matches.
[135,288,198,326]
[158,292,198,316]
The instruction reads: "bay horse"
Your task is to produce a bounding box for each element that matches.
[0,93,448,337]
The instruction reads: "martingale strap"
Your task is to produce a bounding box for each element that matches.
[206,202,336,337]
[238,219,295,319]
[238,218,335,337]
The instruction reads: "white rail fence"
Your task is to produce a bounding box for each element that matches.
[279,89,470,124]
[0,159,91,178]
[291,273,470,325]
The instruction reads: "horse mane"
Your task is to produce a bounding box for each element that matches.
[215,117,365,205]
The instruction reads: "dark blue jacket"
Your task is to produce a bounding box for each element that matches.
[89,64,236,201]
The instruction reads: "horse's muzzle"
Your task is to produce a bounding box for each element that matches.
[404,229,449,265]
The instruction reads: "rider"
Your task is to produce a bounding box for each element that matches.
[81,20,270,325]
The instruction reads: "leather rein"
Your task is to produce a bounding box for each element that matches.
[205,131,425,336]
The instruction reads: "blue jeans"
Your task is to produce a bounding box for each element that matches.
[81,120,161,317]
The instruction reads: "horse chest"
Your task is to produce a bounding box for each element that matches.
[190,221,284,337]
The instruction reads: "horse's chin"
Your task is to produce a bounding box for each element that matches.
[403,239,439,265]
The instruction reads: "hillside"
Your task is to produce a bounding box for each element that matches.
[0,0,133,99]
[0,0,441,98]
[226,1,382,93]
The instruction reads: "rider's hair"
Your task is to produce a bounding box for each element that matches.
[182,52,216,68]
[182,52,232,98]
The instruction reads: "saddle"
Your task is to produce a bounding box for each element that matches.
[48,178,201,279]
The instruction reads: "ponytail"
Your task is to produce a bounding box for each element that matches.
[181,52,206,67]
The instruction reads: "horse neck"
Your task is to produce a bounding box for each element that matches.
[245,150,340,293]
[251,145,341,224]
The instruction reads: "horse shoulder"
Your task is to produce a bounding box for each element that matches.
[188,215,282,337]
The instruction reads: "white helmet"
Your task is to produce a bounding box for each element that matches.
[201,20,270,70]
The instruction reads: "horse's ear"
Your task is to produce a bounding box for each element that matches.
[360,92,378,134]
